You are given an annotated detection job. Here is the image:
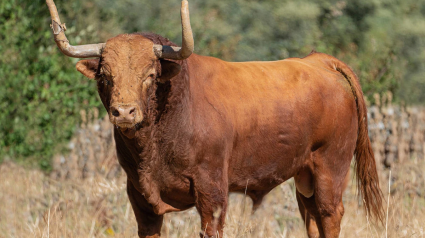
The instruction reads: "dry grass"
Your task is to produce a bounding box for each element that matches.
[1,106,424,237]
[1,159,425,238]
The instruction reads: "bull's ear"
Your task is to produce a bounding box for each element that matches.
[76,59,100,79]
[158,60,182,83]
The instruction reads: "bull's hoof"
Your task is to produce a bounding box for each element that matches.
[199,231,214,238]
[138,234,160,238]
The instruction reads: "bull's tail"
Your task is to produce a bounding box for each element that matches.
[321,53,384,224]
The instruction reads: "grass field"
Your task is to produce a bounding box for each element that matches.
[1,108,424,237]
[1,157,425,237]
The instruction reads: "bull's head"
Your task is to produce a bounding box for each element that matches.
[46,0,193,132]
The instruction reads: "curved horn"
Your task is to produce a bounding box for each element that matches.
[153,0,194,60]
[46,0,105,58]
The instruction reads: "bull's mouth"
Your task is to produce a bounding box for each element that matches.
[116,122,137,129]
[116,121,144,129]
[109,115,144,129]
[108,115,144,139]
[113,120,145,139]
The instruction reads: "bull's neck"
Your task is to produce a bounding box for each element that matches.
[121,57,192,152]
[155,58,191,130]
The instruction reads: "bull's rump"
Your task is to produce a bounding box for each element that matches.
[188,53,358,192]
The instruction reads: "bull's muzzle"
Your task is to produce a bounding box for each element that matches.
[110,104,141,127]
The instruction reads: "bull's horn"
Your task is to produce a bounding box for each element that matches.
[153,0,194,60]
[46,0,105,58]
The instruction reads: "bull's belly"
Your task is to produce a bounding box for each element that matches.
[228,143,310,193]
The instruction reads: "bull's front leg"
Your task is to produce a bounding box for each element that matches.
[194,170,229,238]
[126,179,164,238]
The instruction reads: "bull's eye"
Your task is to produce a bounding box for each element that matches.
[101,76,113,86]
[148,74,155,80]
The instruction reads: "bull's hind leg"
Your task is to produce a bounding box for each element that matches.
[311,150,352,238]
[296,191,320,238]
[295,147,352,238]
[127,180,164,238]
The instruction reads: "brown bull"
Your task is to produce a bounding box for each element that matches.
[46,1,384,237]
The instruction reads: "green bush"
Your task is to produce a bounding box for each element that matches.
[0,0,118,169]
[99,0,425,101]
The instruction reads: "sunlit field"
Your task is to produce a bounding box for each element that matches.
[1,105,424,237]
[1,160,425,237]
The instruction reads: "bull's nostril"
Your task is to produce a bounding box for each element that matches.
[112,109,120,117]
[129,108,136,116]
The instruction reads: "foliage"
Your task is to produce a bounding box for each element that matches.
[1,0,425,169]
[98,0,425,101]
[0,0,118,169]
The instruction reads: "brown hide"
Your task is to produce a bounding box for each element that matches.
[75,33,383,238]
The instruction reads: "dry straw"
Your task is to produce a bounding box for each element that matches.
[1,101,424,237]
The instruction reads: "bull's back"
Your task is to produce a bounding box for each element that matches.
[187,53,358,191]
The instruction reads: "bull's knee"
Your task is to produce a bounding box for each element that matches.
[295,169,314,198]
[199,231,211,238]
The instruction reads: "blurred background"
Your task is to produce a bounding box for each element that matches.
[0,0,425,237]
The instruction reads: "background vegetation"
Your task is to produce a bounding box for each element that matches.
[1,0,425,169]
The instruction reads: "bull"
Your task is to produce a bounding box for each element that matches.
[46,0,384,237]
